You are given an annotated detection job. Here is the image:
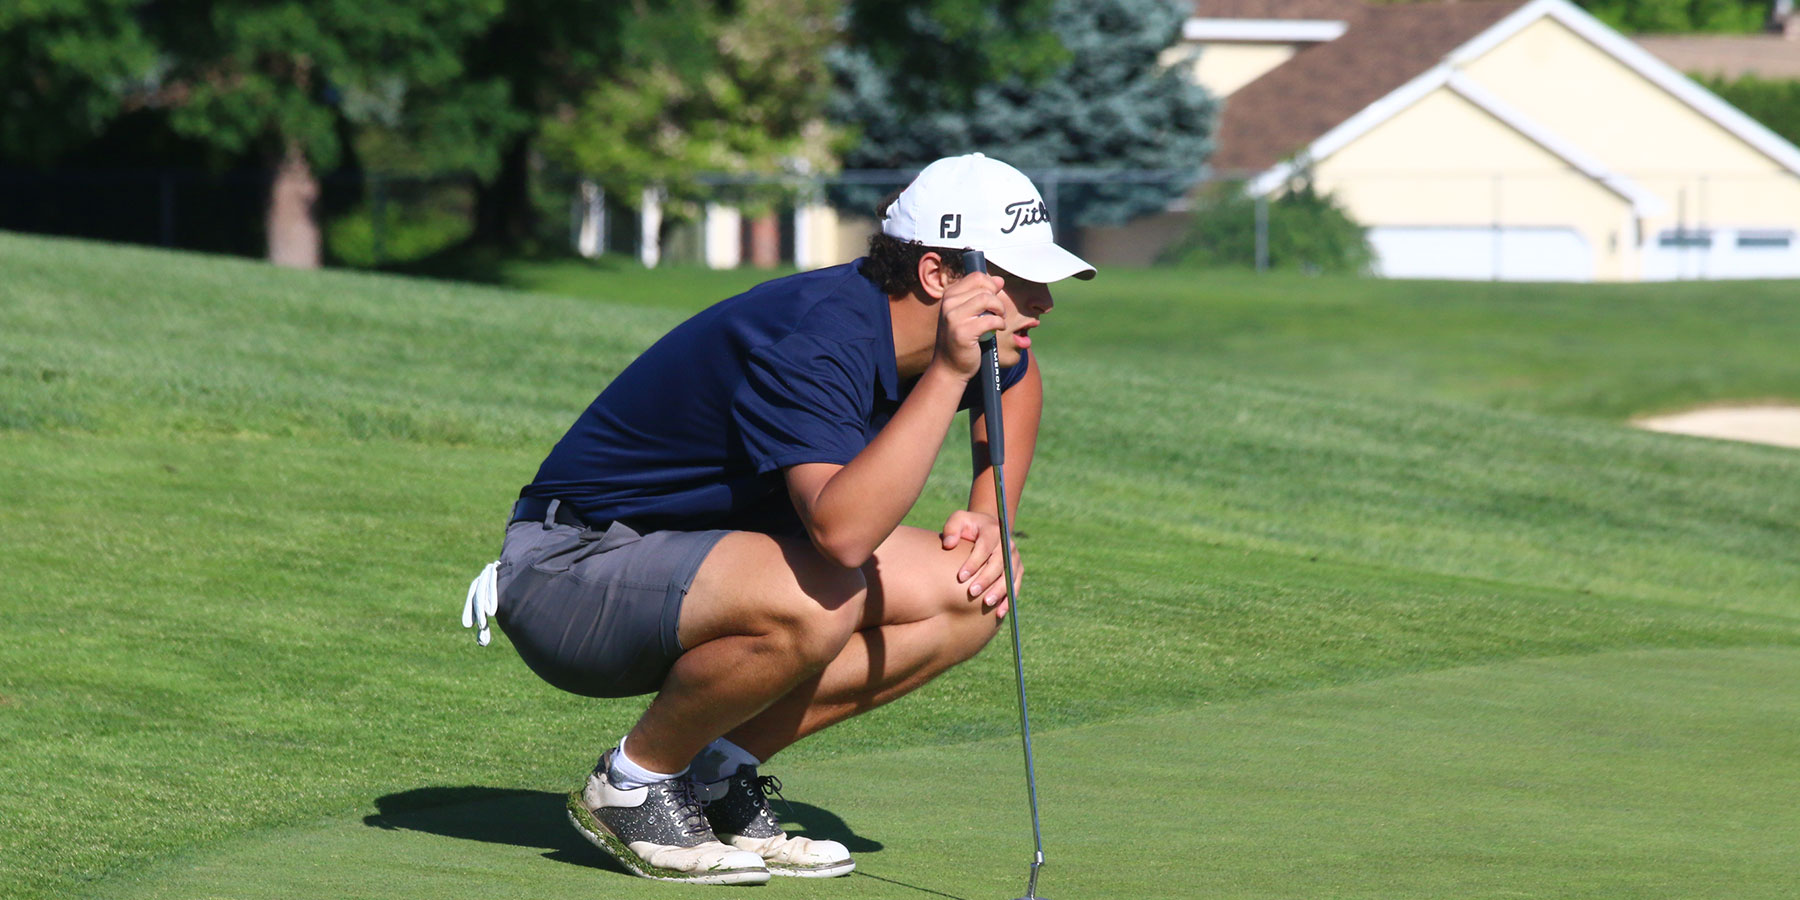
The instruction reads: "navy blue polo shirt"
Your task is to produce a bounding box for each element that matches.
[521,260,1029,536]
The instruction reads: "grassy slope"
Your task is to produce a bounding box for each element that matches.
[496,259,1800,421]
[1,233,1797,898]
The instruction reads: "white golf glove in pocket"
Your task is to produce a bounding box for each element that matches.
[462,561,500,646]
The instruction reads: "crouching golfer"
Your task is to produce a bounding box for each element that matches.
[463,154,1094,884]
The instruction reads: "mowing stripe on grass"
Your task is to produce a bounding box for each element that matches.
[97,648,1800,900]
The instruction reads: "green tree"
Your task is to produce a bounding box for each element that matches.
[144,0,514,267]
[539,0,840,207]
[1572,0,1766,33]
[1699,73,1800,146]
[0,0,155,165]
[831,0,1215,231]
[837,0,1067,110]
[467,0,843,255]
[456,0,635,249]
[534,0,843,266]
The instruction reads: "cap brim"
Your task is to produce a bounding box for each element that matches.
[983,242,1096,283]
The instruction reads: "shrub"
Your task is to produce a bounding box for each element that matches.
[1160,178,1372,274]
[1697,73,1800,147]
[326,184,473,268]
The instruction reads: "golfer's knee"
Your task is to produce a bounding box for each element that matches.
[764,565,865,666]
[935,571,1000,623]
[931,574,1004,645]
[965,603,1004,649]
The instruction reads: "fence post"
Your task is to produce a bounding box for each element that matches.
[1491,174,1503,281]
[576,179,605,259]
[1698,174,1710,281]
[1254,193,1269,273]
[159,173,176,247]
[640,185,664,268]
[371,174,387,267]
[1044,171,1061,239]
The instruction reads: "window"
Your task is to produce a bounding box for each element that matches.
[1657,229,1712,248]
[1736,230,1793,250]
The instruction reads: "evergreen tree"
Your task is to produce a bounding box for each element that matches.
[831,0,1216,230]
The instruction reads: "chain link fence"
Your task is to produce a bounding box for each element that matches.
[6,166,1799,280]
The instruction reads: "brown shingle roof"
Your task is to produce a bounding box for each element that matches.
[1209,1,1527,173]
[1191,0,1364,20]
[1635,34,1800,80]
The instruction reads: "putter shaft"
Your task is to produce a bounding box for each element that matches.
[993,460,1046,899]
[966,249,1048,900]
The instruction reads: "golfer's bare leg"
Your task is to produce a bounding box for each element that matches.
[724,525,1005,761]
[621,531,865,774]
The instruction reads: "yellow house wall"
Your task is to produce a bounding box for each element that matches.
[1314,87,1637,280]
[1460,16,1800,235]
[825,213,877,268]
[1079,212,1191,266]
[795,202,841,270]
[1160,42,1297,98]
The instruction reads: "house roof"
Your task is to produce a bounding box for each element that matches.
[1634,35,1800,80]
[1191,0,1363,22]
[1232,0,1800,191]
[1208,1,1527,173]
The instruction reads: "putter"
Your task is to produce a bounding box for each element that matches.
[964,250,1049,900]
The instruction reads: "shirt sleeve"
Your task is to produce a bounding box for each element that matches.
[959,348,1032,413]
[732,333,876,474]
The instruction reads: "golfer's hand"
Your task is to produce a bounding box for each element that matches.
[931,272,1005,381]
[941,509,1022,617]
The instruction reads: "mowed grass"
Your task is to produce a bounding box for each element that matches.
[1,231,1798,899]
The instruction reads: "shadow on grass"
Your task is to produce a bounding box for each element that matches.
[853,871,975,900]
[381,240,636,286]
[365,785,884,877]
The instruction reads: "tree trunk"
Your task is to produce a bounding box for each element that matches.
[749,212,781,269]
[473,137,535,249]
[267,139,321,269]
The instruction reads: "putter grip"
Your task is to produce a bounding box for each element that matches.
[965,251,1005,460]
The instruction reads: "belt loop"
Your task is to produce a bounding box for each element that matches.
[543,498,561,529]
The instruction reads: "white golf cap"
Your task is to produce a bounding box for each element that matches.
[881,153,1096,283]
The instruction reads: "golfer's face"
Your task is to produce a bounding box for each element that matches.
[990,264,1053,367]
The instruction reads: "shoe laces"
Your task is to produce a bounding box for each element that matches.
[752,773,794,823]
[668,779,712,839]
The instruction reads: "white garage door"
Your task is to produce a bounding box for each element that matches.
[1370,226,1593,281]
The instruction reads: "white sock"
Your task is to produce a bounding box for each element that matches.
[607,737,688,791]
[688,737,762,785]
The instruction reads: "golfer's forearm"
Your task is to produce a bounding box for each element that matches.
[807,365,969,566]
[969,361,1042,521]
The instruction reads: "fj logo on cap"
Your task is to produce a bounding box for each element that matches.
[939,214,962,239]
[1000,200,1050,235]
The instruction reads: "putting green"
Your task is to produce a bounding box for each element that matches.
[101,648,1800,900]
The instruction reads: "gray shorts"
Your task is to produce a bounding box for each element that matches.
[494,509,729,698]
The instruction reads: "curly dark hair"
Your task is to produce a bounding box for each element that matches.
[859,188,967,297]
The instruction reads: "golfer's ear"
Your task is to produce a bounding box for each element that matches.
[917,252,951,301]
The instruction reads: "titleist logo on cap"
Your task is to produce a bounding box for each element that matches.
[1001,201,1050,234]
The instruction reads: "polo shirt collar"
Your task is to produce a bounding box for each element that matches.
[865,262,901,402]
